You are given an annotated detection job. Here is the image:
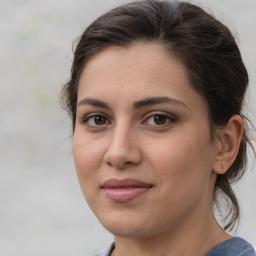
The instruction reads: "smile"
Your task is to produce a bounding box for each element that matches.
[101,178,153,202]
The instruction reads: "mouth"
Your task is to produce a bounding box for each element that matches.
[101,178,153,202]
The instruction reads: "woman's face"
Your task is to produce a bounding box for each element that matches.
[73,43,218,239]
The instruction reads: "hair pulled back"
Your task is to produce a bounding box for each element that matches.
[61,0,251,230]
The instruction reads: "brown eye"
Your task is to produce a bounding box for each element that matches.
[143,113,176,127]
[94,115,107,125]
[83,114,110,127]
[154,115,167,125]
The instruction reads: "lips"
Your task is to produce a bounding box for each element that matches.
[101,178,153,202]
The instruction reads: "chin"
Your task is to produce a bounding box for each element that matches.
[106,225,150,239]
[98,212,152,239]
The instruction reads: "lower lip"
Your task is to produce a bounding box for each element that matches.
[103,187,151,202]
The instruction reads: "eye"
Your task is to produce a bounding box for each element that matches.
[83,114,110,127]
[143,113,176,126]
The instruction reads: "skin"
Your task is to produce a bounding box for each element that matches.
[73,43,243,256]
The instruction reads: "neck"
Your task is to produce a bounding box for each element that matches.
[113,213,230,256]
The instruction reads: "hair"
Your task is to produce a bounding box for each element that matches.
[61,0,252,230]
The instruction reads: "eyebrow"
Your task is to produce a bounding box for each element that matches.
[78,98,110,109]
[133,96,188,109]
[77,96,188,109]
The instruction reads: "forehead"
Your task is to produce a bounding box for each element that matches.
[78,42,206,112]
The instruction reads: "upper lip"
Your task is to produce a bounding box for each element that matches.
[101,178,153,188]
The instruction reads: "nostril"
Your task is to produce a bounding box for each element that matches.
[103,139,142,168]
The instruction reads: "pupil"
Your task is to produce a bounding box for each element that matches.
[95,116,106,125]
[154,115,166,125]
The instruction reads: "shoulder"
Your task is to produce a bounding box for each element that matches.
[205,237,256,256]
[93,238,255,256]
[93,242,115,256]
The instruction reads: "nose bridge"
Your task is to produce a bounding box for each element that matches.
[103,119,141,168]
[108,120,135,158]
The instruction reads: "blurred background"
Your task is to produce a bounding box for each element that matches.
[0,0,255,255]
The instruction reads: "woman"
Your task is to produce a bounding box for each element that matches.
[61,1,255,255]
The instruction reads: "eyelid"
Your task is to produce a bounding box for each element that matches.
[79,111,176,127]
[142,111,177,126]
[81,112,111,126]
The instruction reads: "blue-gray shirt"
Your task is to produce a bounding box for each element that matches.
[205,237,255,256]
[94,237,255,256]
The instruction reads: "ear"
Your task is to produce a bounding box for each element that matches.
[212,115,244,175]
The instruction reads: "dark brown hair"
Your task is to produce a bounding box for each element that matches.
[61,0,252,230]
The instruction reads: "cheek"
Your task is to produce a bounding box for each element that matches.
[148,134,214,220]
[146,128,213,191]
[72,131,106,190]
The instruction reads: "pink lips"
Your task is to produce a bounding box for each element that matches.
[101,178,153,202]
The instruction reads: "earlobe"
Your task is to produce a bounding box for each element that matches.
[213,115,244,175]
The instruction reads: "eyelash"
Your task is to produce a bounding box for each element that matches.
[81,113,110,127]
[142,112,176,127]
[81,112,176,128]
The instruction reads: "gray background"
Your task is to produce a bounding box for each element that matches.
[0,0,255,255]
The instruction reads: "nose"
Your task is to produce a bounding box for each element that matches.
[103,124,142,169]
